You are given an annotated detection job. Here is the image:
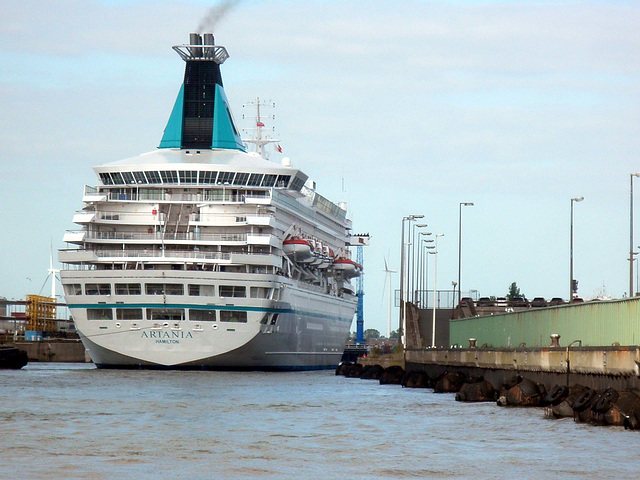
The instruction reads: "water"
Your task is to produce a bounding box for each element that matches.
[1,364,639,479]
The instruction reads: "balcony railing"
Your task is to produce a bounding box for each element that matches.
[60,248,280,265]
[94,249,232,260]
[101,190,272,203]
[78,231,249,242]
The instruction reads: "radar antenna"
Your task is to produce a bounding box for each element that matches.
[242,98,280,158]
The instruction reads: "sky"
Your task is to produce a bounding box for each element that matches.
[1,0,640,335]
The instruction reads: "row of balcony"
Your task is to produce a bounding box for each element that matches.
[63,231,278,247]
[72,211,277,228]
[58,248,281,267]
[83,184,272,205]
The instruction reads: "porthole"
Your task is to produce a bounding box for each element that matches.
[213,324,218,330]
[115,322,121,328]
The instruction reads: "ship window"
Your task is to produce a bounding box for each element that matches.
[146,283,184,295]
[233,172,249,186]
[116,308,143,320]
[250,287,271,298]
[217,171,235,184]
[219,285,246,297]
[99,173,113,185]
[87,308,113,320]
[179,170,198,184]
[145,171,161,184]
[110,172,125,185]
[220,310,247,323]
[290,175,305,191]
[85,283,111,295]
[133,171,148,184]
[276,175,291,188]
[203,189,223,201]
[189,309,217,321]
[115,283,141,295]
[270,313,279,325]
[200,171,217,184]
[121,172,135,185]
[247,174,264,186]
[139,188,162,200]
[147,308,184,321]
[160,171,178,184]
[188,285,215,296]
[262,174,277,187]
[64,284,82,296]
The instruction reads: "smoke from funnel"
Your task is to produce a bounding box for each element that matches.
[197,0,241,34]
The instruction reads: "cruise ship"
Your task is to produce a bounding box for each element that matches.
[59,33,365,369]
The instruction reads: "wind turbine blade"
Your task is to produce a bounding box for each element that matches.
[380,272,388,307]
[384,256,388,272]
[38,273,51,295]
[49,240,54,270]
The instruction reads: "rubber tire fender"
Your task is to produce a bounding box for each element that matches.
[593,388,619,413]
[545,385,569,406]
[572,388,597,412]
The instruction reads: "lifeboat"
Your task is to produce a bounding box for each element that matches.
[332,258,362,278]
[283,237,314,263]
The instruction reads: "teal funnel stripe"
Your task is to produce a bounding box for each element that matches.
[212,84,245,151]
[158,85,185,148]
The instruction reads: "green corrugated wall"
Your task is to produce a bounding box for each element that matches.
[450,298,640,348]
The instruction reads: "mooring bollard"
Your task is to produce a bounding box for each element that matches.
[550,334,561,347]
[469,338,477,349]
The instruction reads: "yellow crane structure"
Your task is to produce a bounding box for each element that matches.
[25,294,57,333]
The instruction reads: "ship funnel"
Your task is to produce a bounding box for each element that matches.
[189,33,203,57]
[203,33,214,58]
[158,34,245,152]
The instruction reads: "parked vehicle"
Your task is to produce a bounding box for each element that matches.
[549,297,565,306]
[476,297,494,307]
[510,297,529,308]
[495,297,509,307]
[460,297,474,307]
[530,297,547,308]
[571,297,584,303]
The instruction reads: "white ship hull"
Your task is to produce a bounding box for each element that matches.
[63,270,356,369]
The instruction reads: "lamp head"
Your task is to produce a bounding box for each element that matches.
[461,202,474,206]
[572,196,584,202]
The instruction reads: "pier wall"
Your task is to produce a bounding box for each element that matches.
[406,346,640,391]
[450,297,640,348]
[407,299,640,391]
[2,340,89,362]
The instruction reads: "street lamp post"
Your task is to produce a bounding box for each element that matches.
[400,215,423,344]
[419,235,433,305]
[431,233,444,348]
[570,197,584,301]
[630,173,640,297]
[457,202,474,307]
[411,224,428,302]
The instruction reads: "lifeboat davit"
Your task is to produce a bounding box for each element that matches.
[283,237,314,263]
[332,258,362,278]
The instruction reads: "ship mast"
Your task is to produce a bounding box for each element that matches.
[242,98,280,157]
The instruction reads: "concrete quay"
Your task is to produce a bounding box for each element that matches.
[405,346,640,391]
[2,340,89,363]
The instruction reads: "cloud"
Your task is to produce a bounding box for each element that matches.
[1,0,640,330]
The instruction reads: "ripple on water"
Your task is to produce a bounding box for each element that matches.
[2,365,640,479]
